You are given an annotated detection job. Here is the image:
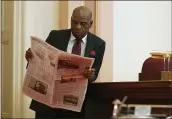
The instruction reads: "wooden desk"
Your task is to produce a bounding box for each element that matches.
[84,81,172,119]
[87,80,172,105]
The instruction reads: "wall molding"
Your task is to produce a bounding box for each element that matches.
[59,1,68,29]
[2,113,10,118]
[12,1,24,118]
[0,1,1,116]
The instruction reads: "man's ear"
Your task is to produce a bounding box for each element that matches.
[89,20,93,28]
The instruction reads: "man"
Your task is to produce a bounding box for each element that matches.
[25,6,106,119]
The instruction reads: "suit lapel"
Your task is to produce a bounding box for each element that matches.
[84,32,95,57]
[60,29,71,52]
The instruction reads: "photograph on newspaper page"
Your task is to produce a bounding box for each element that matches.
[56,51,94,75]
[51,75,88,112]
[51,52,94,112]
[23,72,54,106]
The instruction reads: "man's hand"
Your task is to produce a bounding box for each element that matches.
[84,67,95,79]
[25,48,33,62]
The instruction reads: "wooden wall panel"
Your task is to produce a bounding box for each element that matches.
[59,1,68,29]
[85,1,97,34]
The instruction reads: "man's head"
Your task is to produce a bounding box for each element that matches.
[71,6,93,39]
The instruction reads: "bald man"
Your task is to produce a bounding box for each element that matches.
[28,6,106,119]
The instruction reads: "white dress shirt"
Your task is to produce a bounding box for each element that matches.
[67,33,87,56]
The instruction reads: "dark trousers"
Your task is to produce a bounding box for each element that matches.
[34,101,86,119]
[35,111,54,119]
[35,111,84,119]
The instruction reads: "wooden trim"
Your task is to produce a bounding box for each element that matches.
[13,1,24,118]
[59,1,68,29]
[95,1,99,35]
[85,1,96,34]
[84,1,102,82]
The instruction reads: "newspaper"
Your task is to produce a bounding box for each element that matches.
[22,36,94,112]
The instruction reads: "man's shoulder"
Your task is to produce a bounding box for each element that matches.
[89,32,105,44]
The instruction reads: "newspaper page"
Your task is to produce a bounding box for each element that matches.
[22,36,94,112]
[51,51,94,112]
[22,36,60,106]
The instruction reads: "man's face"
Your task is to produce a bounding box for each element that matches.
[71,11,93,39]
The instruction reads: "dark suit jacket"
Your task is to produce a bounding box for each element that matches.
[30,29,106,118]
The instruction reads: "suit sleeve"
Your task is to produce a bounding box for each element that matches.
[89,41,106,83]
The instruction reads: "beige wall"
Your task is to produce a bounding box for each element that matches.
[22,1,59,118]
[97,1,113,82]
[85,1,97,34]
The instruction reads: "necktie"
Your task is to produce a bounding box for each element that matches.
[72,39,82,55]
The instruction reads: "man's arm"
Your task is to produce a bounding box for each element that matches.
[89,41,106,82]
